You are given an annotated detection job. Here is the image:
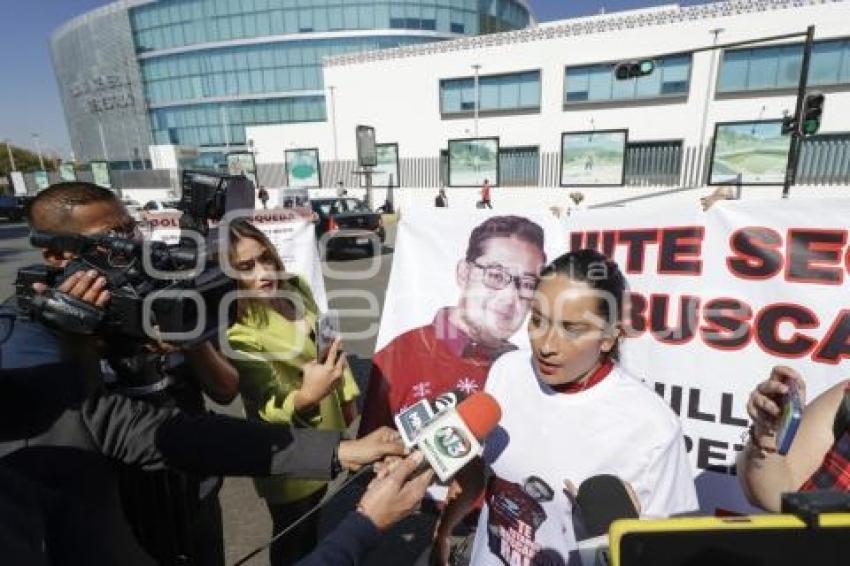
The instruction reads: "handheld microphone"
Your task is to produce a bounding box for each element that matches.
[577,474,640,537]
[394,389,469,448]
[574,475,640,566]
[414,392,501,483]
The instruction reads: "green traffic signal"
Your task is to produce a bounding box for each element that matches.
[614,59,656,80]
[803,119,820,136]
[799,92,824,137]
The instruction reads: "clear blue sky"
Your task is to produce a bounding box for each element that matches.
[0,0,711,159]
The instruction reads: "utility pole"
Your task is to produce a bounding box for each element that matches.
[32,133,46,170]
[696,28,724,187]
[328,85,339,161]
[782,25,815,199]
[472,64,481,138]
[4,139,16,171]
[97,120,110,162]
[220,106,231,150]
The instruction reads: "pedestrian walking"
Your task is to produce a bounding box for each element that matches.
[479,179,492,209]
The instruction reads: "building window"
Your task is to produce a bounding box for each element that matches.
[149,96,326,148]
[440,70,541,115]
[718,38,850,93]
[564,54,692,104]
[130,0,528,51]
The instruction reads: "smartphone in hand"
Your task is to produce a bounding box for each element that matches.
[776,379,803,456]
[316,310,341,363]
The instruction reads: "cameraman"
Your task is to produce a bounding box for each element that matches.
[0,182,403,564]
[25,181,242,564]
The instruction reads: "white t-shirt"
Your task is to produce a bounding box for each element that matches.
[469,350,698,566]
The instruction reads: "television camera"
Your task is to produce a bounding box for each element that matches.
[13,171,254,390]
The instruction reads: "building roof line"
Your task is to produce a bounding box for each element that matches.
[51,0,154,41]
[322,0,848,68]
[137,29,460,60]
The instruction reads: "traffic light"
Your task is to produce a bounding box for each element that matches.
[799,92,824,137]
[781,114,796,135]
[614,59,656,80]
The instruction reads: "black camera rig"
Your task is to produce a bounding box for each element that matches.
[13,171,254,389]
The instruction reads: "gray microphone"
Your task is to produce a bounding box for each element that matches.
[393,389,469,448]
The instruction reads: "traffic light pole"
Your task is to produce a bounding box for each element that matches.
[614,27,817,197]
[782,25,815,199]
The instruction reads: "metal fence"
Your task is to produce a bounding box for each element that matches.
[17,133,850,194]
[625,141,683,187]
[797,134,850,186]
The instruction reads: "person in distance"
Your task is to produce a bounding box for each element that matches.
[433,249,697,565]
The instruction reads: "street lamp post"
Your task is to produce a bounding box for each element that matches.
[328,85,339,161]
[220,106,231,150]
[32,133,46,170]
[472,64,481,138]
[97,120,110,163]
[696,28,724,188]
[3,139,16,171]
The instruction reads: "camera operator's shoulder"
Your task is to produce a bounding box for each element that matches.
[0,307,66,369]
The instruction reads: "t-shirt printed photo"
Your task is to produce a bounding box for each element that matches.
[486,475,553,565]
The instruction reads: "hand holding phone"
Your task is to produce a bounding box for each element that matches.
[775,378,803,456]
[317,310,341,363]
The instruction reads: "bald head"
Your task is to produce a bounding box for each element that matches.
[28,182,123,233]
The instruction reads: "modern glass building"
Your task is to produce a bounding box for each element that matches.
[50,0,534,168]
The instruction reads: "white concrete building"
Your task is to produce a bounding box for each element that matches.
[248,0,850,209]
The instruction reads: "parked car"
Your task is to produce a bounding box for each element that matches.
[309,197,385,257]
[121,198,143,221]
[141,199,180,212]
[0,195,34,222]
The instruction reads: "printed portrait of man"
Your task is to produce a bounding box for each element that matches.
[359,215,546,435]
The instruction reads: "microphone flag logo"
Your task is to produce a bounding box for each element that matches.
[434,426,472,459]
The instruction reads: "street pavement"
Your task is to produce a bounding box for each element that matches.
[0,219,453,566]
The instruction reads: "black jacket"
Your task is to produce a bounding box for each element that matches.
[0,310,343,565]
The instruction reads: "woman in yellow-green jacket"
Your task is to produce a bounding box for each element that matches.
[225,218,359,566]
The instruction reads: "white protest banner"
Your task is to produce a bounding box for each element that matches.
[142,207,327,311]
[363,209,566,500]
[564,198,850,513]
[371,200,850,513]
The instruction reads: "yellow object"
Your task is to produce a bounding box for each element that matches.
[609,513,850,566]
[227,275,359,504]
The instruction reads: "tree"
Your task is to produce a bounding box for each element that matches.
[0,143,61,177]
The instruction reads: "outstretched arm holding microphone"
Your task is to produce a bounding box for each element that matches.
[287,452,435,566]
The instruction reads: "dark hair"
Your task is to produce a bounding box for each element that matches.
[464,215,545,263]
[539,249,626,360]
[27,182,118,230]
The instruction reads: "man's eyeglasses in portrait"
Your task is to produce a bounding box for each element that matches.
[469,261,538,299]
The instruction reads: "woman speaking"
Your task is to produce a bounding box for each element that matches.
[433,249,697,564]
